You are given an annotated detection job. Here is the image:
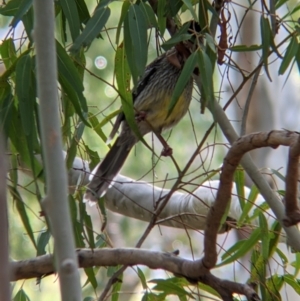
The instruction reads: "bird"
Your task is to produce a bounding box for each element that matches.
[84,22,200,202]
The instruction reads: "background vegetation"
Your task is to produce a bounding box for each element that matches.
[1,0,300,300]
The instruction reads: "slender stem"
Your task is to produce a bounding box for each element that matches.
[240,64,262,135]
[0,135,10,301]
[33,1,82,300]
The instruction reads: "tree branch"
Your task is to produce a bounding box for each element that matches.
[10,248,259,301]
[32,0,81,299]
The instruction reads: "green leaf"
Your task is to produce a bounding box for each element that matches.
[0,82,14,138]
[237,184,259,227]
[115,43,143,143]
[22,6,34,44]
[234,168,245,209]
[116,0,130,45]
[9,99,41,177]
[59,0,80,41]
[13,289,30,301]
[88,110,120,143]
[284,274,300,294]
[218,228,261,267]
[260,16,272,81]
[75,0,90,24]
[83,209,95,248]
[15,54,34,135]
[139,1,157,29]
[265,275,283,300]
[150,278,194,299]
[65,122,85,170]
[157,0,166,36]
[126,4,148,84]
[69,6,110,53]
[37,230,51,256]
[249,250,264,284]
[268,221,282,258]
[137,267,148,289]
[198,0,209,33]
[182,0,197,20]
[84,267,98,289]
[59,76,90,126]
[83,143,100,170]
[0,38,17,69]
[296,42,300,73]
[56,41,85,103]
[278,36,299,75]
[275,247,288,265]
[275,0,289,9]
[166,0,182,17]
[291,253,300,276]
[56,41,90,126]
[9,186,37,249]
[205,33,216,53]
[198,282,221,298]
[259,212,270,260]
[160,18,191,50]
[95,233,107,248]
[197,49,214,104]
[111,270,123,301]
[230,44,262,52]
[10,0,32,27]
[169,51,197,116]
[73,221,85,248]
[0,0,20,16]
[142,292,166,301]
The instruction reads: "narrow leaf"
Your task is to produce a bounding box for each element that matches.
[260,16,272,81]
[37,230,51,256]
[84,268,98,289]
[230,44,262,52]
[139,1,157,29]
[115,43,142,142]
[137,267,148,289]
[284,274,300,294]
[127,4,148,83]
[218,228,261,266]
[259,212,270,260]
[168,51,197,116]
[69,6,110,53]
[237,184,259,226]
[13,289,30,301]
[157,0,166,36]
[116,0,130,44]
[9,186,37,249]
[10,0,32,27]
[66,122,85,170]
[0,38,17,68]
[198,49,214,104]
[59,75,90,126]
[182,0,198,20]
[0,0,20,16]
[0,82,14,137]
[278,36,299,75]
[59,0,80,41]
[234,168,245,208]
[75,0,90,24]
[15,54,34,135]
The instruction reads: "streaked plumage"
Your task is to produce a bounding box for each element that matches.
[84,47,194,202]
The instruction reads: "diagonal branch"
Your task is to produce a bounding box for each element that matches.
[203,130,300,270]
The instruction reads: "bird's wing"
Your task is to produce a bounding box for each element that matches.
[108,56,163,141]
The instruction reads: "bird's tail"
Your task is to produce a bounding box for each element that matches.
[84,137,133,202]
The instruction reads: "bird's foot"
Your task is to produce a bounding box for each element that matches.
[161,146,173,157]
[135,111,147,122]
